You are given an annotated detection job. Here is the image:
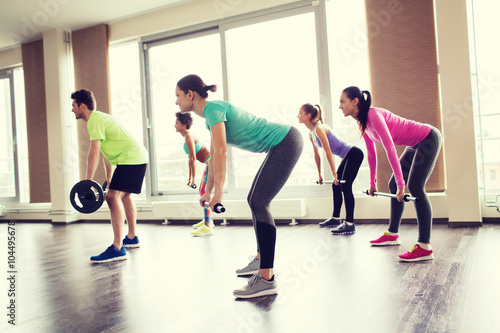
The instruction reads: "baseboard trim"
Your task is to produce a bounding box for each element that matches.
[447,221,483,227]
[483,217,500,223]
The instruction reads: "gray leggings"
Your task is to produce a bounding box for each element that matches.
[388,126,442,243]
[247,126,304,269]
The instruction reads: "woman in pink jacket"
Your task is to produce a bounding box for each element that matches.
[340,86,442,262]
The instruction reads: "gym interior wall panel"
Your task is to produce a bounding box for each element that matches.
[72,24,111,184]
[21,40,51,203]
[0,46,22,70]
[364,0,445,192]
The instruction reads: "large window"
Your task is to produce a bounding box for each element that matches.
[109,43,144,146]
[141,1,371,198]
[0,67,28,203]
[326,0,370,193]
[468,0,500,191]
[143,6,325,197]
[145,31,223,195]
[225,12,320,188]
[109,42,147,198]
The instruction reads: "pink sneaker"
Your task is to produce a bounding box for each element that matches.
[370,232,401,246]
[398,244,434,262]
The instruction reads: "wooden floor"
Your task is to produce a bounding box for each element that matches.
[1,221,499,333]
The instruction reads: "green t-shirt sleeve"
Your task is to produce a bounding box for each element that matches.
[205,103,227,130]
[87,113,105,141]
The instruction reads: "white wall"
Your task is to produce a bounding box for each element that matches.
[109,0,297,44]
[0,46,22,70]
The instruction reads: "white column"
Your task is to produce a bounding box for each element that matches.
[43,29,79,223]
[435,0,482,225]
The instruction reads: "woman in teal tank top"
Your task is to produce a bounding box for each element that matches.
[175,112,213,236]
[175,74,303,299]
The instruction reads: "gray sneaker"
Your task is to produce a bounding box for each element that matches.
[233,273,278,299]
[235,256,260,276]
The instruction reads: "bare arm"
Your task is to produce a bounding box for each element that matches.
[185,132,197,186]
[315,124,338,184]
[310,136,323,183]
[86,140,101,180]
[207,122,226,209]
[205,144,215,195]
[103,158,114,185]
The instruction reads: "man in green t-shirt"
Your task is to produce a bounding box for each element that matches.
[71,89,148,263]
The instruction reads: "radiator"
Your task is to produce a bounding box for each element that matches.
[152,199,307,225]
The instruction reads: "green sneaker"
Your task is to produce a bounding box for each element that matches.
[192,220,214,228]
[191,225,214,237]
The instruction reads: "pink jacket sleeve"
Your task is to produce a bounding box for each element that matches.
[368,110,405,188]
[363,134,377,187]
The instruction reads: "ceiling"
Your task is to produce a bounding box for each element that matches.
[0,0,189,50]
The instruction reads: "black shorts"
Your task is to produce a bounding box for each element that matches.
[109,164,147,194]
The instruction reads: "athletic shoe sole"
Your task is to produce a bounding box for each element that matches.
[319,221,342,228]
[193,222,215,228]
[124,244,140,248]
[332,231,356,235]
[233,288,278,299]
[236,269,259,277]
[90,255,127,263]
[191,232,213,237]
[370,240,401,246]
[398,254,434,262]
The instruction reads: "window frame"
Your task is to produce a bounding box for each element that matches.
[142,28,222,196]
[0,68,21,203]
[140,1,341,199]
[467,0,500,194]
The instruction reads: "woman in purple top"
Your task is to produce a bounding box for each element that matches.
[298,104,364,235]
[340,86,442,262]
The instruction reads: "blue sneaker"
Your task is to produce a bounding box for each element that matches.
[90,245,127,263]
[123,235,140,248]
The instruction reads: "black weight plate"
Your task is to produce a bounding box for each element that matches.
[70,180,104,214]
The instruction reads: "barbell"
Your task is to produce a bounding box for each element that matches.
[70,180,108,214]
[362,190,418,202]
[316,180,346,184]
[203,201,226,214]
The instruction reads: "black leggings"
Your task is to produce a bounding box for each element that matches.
[332,146,364,222]
[247,127,303,269]
[388,126,442,243]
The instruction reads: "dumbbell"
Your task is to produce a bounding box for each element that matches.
[203,201,226,214]
[70,180,108,214]
[316,180,346,184]
[362,190,418,202]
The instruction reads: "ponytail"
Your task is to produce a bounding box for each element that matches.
[301,103,324,124]
[204,84,217,94]
[342,86,372,135]
[177,74,217,98]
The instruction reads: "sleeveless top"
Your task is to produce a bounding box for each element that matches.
[309,123,352,159]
